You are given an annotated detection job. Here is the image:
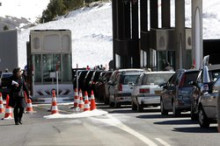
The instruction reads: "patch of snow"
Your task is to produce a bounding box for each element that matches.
[44,109,108,119]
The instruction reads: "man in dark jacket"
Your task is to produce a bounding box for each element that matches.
[9,68,30,125]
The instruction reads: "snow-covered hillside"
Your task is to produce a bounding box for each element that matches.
[18,2,113,68]
[2,0,220,68]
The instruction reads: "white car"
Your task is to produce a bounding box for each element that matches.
[131,71,174,112]
[108,69,144,108]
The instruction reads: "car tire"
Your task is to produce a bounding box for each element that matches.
[115,103,121,108]
[198,106,210,128]
[132,101,137,111]
[161,99,168,115]
[173,101,181,117]
[191,104,198,121]
[104,95,109,105]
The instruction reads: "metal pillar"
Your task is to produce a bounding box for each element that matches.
[192,0,203,69]
[162,0,171,28]
[175,0,186,69]
[131,0,140,68]
[150,0,158,29]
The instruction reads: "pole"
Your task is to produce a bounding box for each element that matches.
[56,71,59,97]
[76,70,79,91]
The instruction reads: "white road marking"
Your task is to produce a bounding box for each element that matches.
[91,115,158,146]
[155,138,171,146]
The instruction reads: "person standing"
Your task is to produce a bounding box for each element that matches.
[8,68,30,125]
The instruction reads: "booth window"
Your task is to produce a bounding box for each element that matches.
[62,54,72,82]
[33,55,41,82]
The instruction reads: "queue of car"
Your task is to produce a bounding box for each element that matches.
[72,56,220,129]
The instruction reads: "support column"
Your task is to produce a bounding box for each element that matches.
[150,0,158,29]
[162,0,171,28]
[131,0,140,68]
[175,0,186,69]
[140,0,148,31]
[192,0,203,69]
[112,0,117,69]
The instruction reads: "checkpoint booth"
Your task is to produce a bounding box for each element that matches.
[27,29,73,102]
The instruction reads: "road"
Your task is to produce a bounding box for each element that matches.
[0,103,219,146]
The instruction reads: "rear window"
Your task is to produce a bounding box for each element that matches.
[120,75,140,84]
[182,72,199,87]
[142,73,173,85]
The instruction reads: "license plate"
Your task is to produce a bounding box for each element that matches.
[155,90,161,95]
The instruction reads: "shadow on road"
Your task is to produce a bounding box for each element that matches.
[173,127,218,133]
[0,124,15,127]
[154,119,198,125]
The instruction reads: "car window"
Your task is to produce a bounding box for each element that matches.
[142,73,173,85]
[169,73,177,85]
[119,75,140,84]
[2,73,12,78]
[182,71,200,87]
[210,70,220,82]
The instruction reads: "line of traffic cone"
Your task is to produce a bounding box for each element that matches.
[90,90,97,111]
[0,93,5,113]
[3,94,13,120]
[74,88,79,108]
[51,90,59,115]
[84,91,90,111]
[78,90,84,111]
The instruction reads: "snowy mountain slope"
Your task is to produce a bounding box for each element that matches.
[18,2,113,68]
[15,1,220,68]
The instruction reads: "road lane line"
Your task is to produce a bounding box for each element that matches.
[91,115,158,146]
[155,138,171,146]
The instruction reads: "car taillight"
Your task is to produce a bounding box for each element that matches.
[179,74,186,88]
[118,84,123,91]
[139,88,150,94]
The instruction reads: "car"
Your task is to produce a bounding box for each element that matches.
[95,71,113,101]
[160,69,200,116]
[190,56,220,127]
[108,69,144,108]
[82,70,95,92]
[0,72,13,99]
[131,71,174,112]
[72,69,86,89]
[88,70,102,94]
[76,70,89,91]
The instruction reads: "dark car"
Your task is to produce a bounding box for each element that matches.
[83,70,95,92]
[160,69,200,116]
[88,70,102,94]
[0,72,13,99]
[190,64,220,121]
[76,70,89,91]
[72,69,86,89]
[95,71,113,101]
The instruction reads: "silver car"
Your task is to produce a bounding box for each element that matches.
[131,71,174,112]
[108,69,144,108]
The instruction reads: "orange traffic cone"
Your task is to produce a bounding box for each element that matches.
[51,90,59,114]
[90,90,97,110]
[3,94,13,120]
[78,90,84,111]
[74,89,79,108]
[0,92,5,113]
[26,99,35,113]
[84,91,90,111]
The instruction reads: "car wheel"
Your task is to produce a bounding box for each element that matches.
[191,104,198,121]
[198,106,210,128]
[115,103,121,108]
[172,101,181,117]
[132,101,137,111]
[104,95,109,105]
[161,99,168,115]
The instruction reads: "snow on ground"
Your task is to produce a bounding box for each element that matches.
[0,0,50,23]
[15,1,220,68]
[44,109,108,119]
[18,2,113,68]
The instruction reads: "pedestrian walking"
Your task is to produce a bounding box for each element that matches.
[8,68,30,125]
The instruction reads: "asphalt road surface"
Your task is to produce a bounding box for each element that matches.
[0,103,219,146]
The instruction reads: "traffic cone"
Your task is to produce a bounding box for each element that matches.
[3,94,13,120]
[90,90,97,110]
[51,90,59,114]
[0,92,5,113]
[74,88,79,108]
[78,90,84,111]
[26,99,35,113]
[84,91,90,111]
